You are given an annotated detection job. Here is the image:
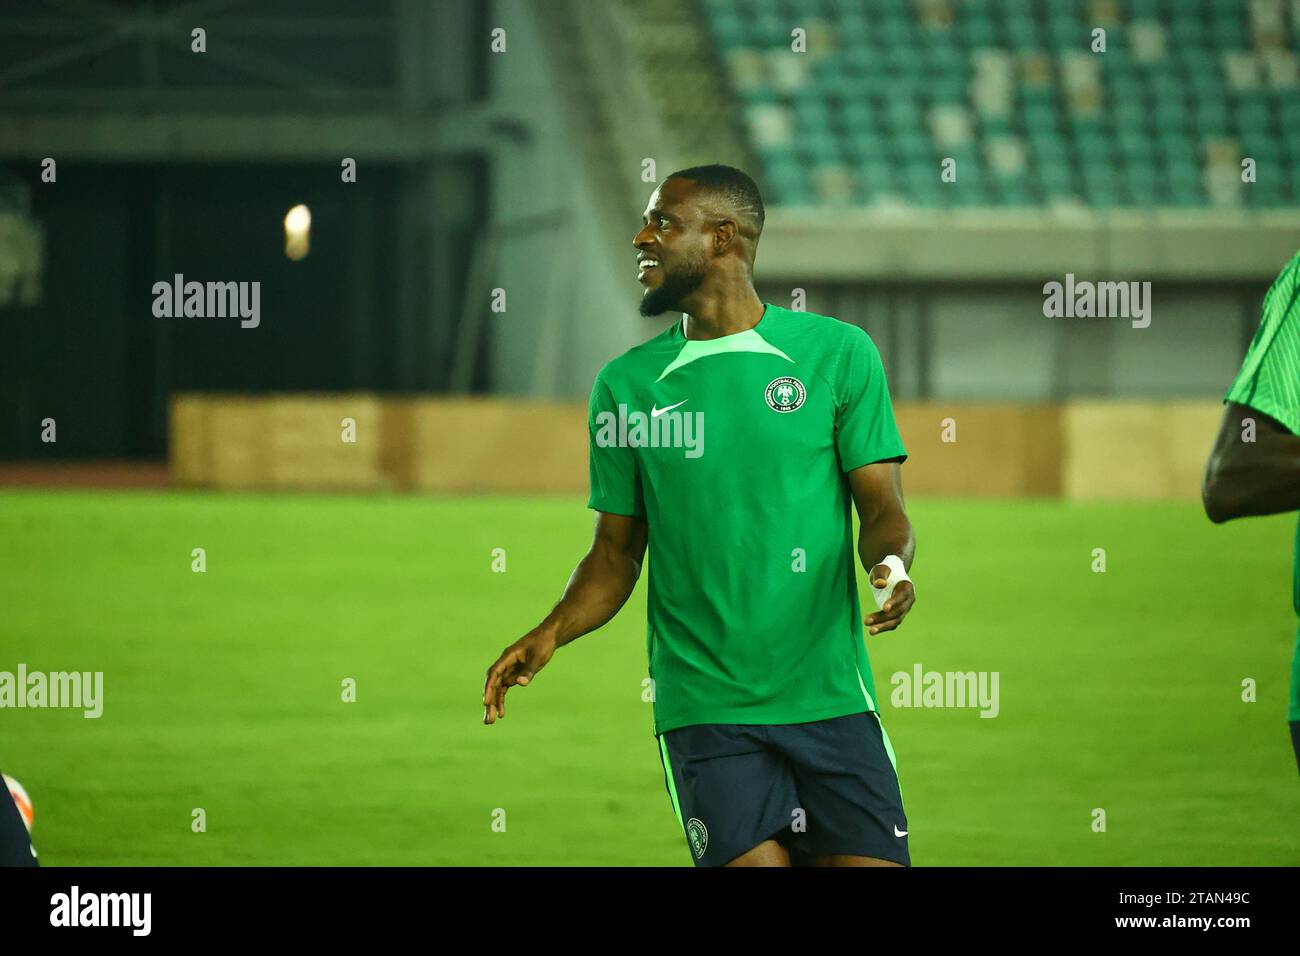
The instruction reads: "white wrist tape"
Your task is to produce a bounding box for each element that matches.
[869,554,911,610]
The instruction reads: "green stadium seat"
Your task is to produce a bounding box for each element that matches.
[1208,15,1248,49]
[1194,99,1232,136]
[894,130,933,160]
[704,0,1298,208]
[926,72,968,104]
[1127,0,1166,17]
[1152,100,1191,131]
[1005,15,1045,51]
[957,15,998,48]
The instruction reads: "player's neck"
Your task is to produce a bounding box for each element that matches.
[681,289,766,341]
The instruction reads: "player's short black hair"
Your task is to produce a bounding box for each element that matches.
[665,164,765,235]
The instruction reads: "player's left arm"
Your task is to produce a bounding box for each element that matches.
[849,460,915,635]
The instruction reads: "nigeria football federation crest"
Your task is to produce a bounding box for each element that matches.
[686,818,708,859]
[764,376,806,412]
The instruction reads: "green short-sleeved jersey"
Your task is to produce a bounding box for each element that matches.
[587,303,908,735]
[1224,250,1300,721]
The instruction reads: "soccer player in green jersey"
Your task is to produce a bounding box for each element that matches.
[1203,249,1300,774]
[483,165,917,865]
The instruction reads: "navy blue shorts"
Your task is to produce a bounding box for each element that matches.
[656,710,909,867]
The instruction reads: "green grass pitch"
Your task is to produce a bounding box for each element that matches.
[1,490,1296,866]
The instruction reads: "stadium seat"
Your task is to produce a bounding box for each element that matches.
[708,0,1300,208]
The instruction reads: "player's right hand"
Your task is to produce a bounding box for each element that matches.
[482,627,558,725]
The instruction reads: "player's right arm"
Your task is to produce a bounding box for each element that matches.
[1202,402,1300,522]
[482,510,647,724]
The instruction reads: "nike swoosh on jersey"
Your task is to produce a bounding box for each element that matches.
[894,825,908,837]
[651,400,688,417]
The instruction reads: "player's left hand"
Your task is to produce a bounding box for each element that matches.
[865,565,914,635]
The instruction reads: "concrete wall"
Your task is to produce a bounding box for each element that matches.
[755,282,1259,403]
[488,0,672,400]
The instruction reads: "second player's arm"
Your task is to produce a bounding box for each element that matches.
[848,461,916,635]
[1202,401,1300,523]
[482,510,648,724]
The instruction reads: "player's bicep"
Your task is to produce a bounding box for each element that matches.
[847,461,905,526]
[1203,400,1300,522]
[592,510,648,567]
[1210,401,1289,467]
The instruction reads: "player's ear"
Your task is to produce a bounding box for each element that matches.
[713,219,737,254]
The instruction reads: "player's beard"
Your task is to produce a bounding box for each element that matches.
[639,250,708,317]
